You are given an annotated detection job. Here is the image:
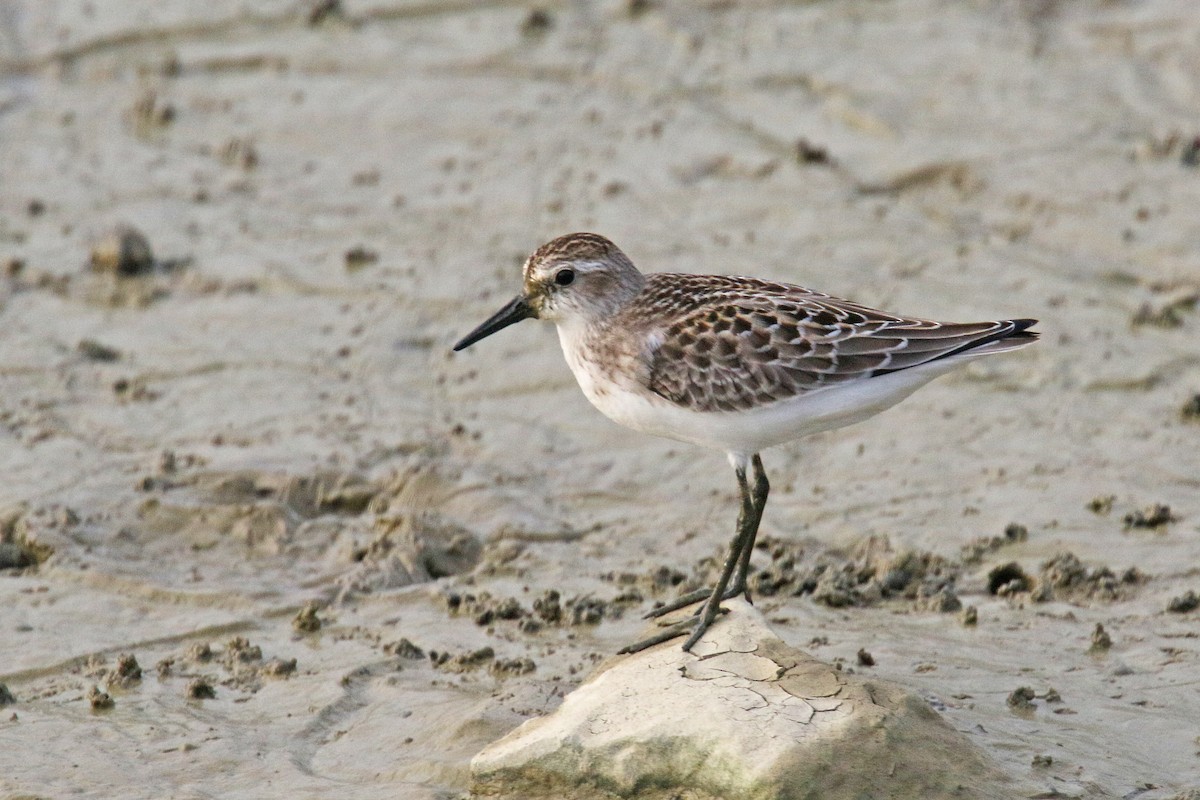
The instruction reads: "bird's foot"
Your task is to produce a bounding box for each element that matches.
[644,584,751,620]
[617,606,729,655]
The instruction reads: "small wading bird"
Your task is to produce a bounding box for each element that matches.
[453,233,1037,653]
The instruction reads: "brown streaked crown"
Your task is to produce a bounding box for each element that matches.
[521,233,645,321]
[527,232,620,272]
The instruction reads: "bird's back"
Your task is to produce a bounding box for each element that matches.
[615,273,1036,416]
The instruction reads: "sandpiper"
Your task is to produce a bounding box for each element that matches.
[453,233,1038,653]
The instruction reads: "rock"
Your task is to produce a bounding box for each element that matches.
[87,686,114,710]
[89,224,155,276]
[292,602,323,633]
[470,601,1009,800]
[262,657,297,677]
[383,637,424,659]
[0,542,34,569]
[76,338,122,362]
[107,654,142,688]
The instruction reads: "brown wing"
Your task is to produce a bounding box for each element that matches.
[638,274,1031,413]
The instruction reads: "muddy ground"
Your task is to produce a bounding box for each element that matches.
[1,1,1199,798]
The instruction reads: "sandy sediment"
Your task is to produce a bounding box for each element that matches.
[2,1,1200,798]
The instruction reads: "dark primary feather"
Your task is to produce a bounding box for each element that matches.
[633,274,1035,413]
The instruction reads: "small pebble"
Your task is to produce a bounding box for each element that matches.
[293,603,323,633]
[521,8,553,35]
[88,686,114,710]
[1123,504,1175,530]
[385,638,425,659]
[77,339,122,362]
[796,137,830,165]
[109,654,142,687]
[90,225,155,276]
[186,642,213,662]
[1003,523,1028,541]
[1166,590,1199,614]
[0,542,34,570]
[306,0,342,25]
[1006,686,1036,711]
[344,246,378,272]
[1181,393,1200,422]
[262,657,298,677]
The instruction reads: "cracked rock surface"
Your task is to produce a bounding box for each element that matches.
[470,601,1008,800]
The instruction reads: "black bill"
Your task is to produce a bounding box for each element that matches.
[452,295,535,351]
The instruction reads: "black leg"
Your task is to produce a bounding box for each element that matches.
[619,453,767,655]
[642,453,770,620]
[730,454,769,599]
[616,607,730,655]
[640,456,757,620]
[679,456,763,651]
[641,586,712,619]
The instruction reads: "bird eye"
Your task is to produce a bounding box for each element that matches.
[554,268,575,286]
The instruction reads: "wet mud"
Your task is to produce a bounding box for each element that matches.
[3,1,1200,798]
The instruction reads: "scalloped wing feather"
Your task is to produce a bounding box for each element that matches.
[636,274,1030,413]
